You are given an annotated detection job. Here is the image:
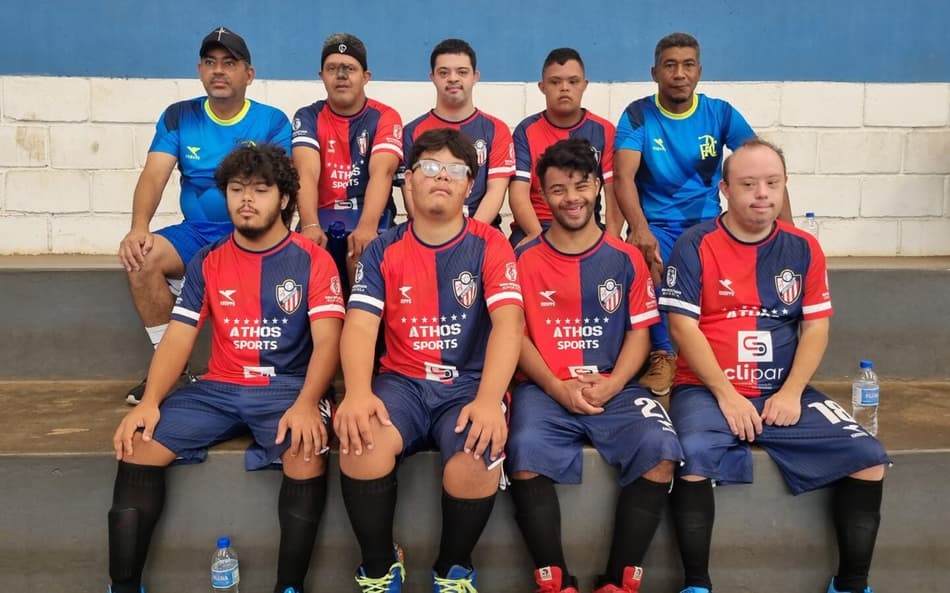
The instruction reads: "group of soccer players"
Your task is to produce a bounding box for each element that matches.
[107,26,889,593]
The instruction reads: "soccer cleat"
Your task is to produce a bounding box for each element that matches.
[107,587,145,593]
[534,565,579,593]
[354,544,405,593]
[827,577,873,593]
[679,588,710,593]
[125,370,198,405]
[280,588,301,593]
[638,350,677,396]
[432,564,478,593]
[593,566,644,593]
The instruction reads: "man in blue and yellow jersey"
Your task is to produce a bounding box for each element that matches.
[614,32,791,397]
[118,27,292,405]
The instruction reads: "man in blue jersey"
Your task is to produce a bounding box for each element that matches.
[118,27,292,405]
[614,32,792,397]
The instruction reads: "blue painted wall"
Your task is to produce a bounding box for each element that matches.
[2,1,947,82]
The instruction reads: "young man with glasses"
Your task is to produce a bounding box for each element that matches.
[291,32,403,293]
[335,128,524,593]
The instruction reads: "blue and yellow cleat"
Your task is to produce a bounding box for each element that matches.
[354,544,405,593]
[432,565,478,593]
[679,588,710,593]
[827,577,873,593]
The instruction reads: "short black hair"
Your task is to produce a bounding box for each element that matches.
[215,144,299,226]
[407,128,478,180]
[430,38,476,72]
[654,32,701,65]
[536,137,601,189]
[542,47,585,76]
[721,137,787,182]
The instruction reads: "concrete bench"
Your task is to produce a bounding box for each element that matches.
[1,380,947,593]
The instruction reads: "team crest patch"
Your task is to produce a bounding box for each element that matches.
[505,262,518,282]
[598,278,622,314]
[666,266,677,287]
[453,271,478,308]
[775,269,802,305]
[357,129,369,157]
[277,279,303,315]
[474,139,488,166]
[330,276,342,296]
[354,262,364,284]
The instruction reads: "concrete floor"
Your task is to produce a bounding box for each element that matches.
[1,379,947,455]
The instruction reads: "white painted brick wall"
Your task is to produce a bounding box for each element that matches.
[2,76,948,255]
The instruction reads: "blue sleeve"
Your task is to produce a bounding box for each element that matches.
[268,109,292,153]
[147,109,179,156]
[291,105,319,150]
[171,248,210,327]
[614,104,645,153]
[723,102,756,150]
[395,128,414,187]
[347,239,387,316]
[512,122,531,183]
[658,230,703,319]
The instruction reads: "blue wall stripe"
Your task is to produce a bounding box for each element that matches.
[2,1,947,82]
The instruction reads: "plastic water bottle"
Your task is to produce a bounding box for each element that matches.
[211,536,240,593]
[803,211,819,239]
[851,360,879,436]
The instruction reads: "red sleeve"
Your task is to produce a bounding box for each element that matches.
[307,246,346,321]
[801,235,833,320]
[371,105,404,160]
[625,244,660,329]
[481,229,524,312]
[487,118,515,179]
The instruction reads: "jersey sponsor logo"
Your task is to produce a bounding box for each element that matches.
[185,145,201,160]
[243,365,276,378]
[589,144,602,164]
[357,129,369,157]
[568,364,599,377]
[737,330,773,362]
[239,139,256,147]
[327,139,336,153]
[337,43,347,53]
[276,279,303,315]
[218,289,237,306]
[425,361,460,382]
[539,290,557,307]
[399,285,413,304]
[333,198,359,209]
[354,262,364,284]
[598,278,622,314]
[652,138,666,151]
[775,269,802,305]
[474,139,488,166]
[698,135,718,159]
[718,278,735,296]
[666,266,677,287]
[505,262,518,282]
[453,271,478,308]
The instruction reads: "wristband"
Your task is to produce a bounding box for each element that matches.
[301,223,321,230]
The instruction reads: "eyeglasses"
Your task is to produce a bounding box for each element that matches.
[323,63,359,77]
[412,159,471,180]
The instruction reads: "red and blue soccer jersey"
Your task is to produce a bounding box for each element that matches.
[348,219,524,382]
[291,98,403,229]
[516,233,659,380]
[171,233,346,385]
[398,109,515,218]
[512,109,615,226]
[658,218,833,397]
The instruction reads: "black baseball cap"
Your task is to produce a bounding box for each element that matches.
[200,26,251,64]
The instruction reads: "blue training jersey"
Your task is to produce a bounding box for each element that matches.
[615,93,754,226]
[149,97,292,223]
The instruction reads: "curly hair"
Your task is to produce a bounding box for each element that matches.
[214,143,299,226]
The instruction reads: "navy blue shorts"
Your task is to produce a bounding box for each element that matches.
[151,379,333,471]
[373,372,504,469]
[506,382,684,487]
[155,220,233,267]
[669,385,890,494]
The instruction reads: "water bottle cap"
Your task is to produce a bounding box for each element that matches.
[217,536,231,548]
[859,360,873,368]
[805,211,815,218]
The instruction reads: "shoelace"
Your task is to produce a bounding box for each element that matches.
[433,574,477,593]
[355,563,404,593]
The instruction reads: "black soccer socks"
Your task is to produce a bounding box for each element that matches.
[275,474,328,593]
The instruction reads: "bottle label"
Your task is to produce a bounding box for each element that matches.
[852,386,879,406]
[212,566,240,588]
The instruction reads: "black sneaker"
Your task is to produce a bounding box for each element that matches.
[125,370,198,406]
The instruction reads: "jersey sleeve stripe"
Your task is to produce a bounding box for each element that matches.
[658,297,701,316]
[291,136,320,149]
[515,169,531,179]
[486,291,524,307]
[630,310,660,325]
[487,165,516,176]
[603,171,614,180]
[371,143,403,157]
[309,304,346,316]
[171,306,200,321]
[349,293,385,311]
[802,301,833,315]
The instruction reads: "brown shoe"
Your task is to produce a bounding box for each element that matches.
[639,350,676,396]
